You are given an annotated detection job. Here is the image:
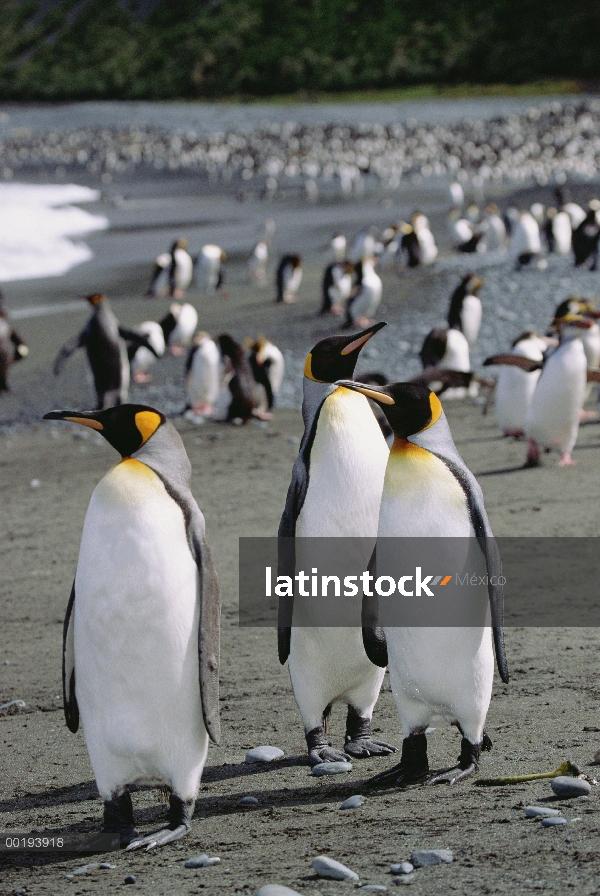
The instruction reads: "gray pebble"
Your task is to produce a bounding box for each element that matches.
[361,886,387,892]
[410,849,453,867]
[341,794,364,809]
[240,795,260,805]
[392,876,415,886]
[312,856,359,881]
[73,863,99,875]
[550,776,591,798]
[245,746,285,763]
[390,863,413,875]
[312,761,352,776]
[124,875,136,884]
[542,816,568,827]
[255,887,303,896]
[185,854,221,868]
[524,806,561,818]
[98,863,116,869]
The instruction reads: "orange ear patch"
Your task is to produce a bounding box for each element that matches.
[134,410,162,446]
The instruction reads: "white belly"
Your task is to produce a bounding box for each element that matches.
[526,340,587,452]
[461,295,482,344]
[290,389,389,725]
[187,341,220,406]
[495,366,541,432]
[379,442,493,741]
[170,304,198,346]
[74,459,207,798]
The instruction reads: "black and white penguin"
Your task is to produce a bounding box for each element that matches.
[248,335,285,411]
[398,223,421,268]
[276,254,303,303]
[278,323,396,765]
[510,211,545,270]
[321,261,354,316]
[412,212,438,264]
[184,332,221,421]
[197,244,227,293]
[334,380,508,787]
[129,321,165,384]
[216,333,262,422]
[485,332,552,437]
[346,259,382,328]
[43,404,220,849]
[0,294,28,393]
[447,274,484,345]
[54,294,155,410]
[572,206,600,270]
[160,302,199,356]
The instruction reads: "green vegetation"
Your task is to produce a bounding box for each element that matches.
[0,0,597,101]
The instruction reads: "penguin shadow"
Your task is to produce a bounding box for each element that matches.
[0,779,98,813]
[477,465,531,476]
[202,755,310,783]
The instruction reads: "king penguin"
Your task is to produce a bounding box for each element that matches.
[43,404,220,849]
[334,380,509,787]
[278,322,396,765]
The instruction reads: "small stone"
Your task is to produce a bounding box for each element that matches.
[73,863,99,875]
[124,874,136,884]
[312,856,359,881]
[593,749,600,764]
[255,887,302,896]
[185,854,221,868]
[390,863,413,875]
[550,777,591,798]
[98,863,115,869]
[341,795,364,809]
[311,761,352,776]
[410,849,453,868]
[392,877,415,886]
[542,816,567,827]
[361,886,387,892]
[29,479,40,489]
[245,746,284,763]
[240,795,260,805]
[524,806,561,818]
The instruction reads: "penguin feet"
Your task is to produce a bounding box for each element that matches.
[524,439,541,468]
[366,733,429,788]
[306,725,351,766]
[427,736,483,786]
[557,452,577,467]
[343,708,397,758]
[102,791,139,848]
[125,794,194,852]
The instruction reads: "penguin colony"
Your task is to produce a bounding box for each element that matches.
[4,100,600,196]
[44,318,509,848]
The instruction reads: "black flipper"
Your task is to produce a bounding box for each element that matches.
[276,402,324,664]
[63,581,79,733]
[483,354,542,372]
[191,526,221,745]
[431,453,509,684]
[361,545,388,667]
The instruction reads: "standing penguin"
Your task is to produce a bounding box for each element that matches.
[0,295,28,393]
[412,213,438,265]
[43,404,220,848]
[278,323,396,765]
[248,335,285,411]
[54,294,155,410]
[216,333,261,422]
[197,245,227,293]
[511,211,545,270]
[485,332,553,437]
[346,259,382,329]
[185,332,221,420]
[334,380,508,786]
[160,302,199,356]
[276,254,303,303]
[170,239,195,297]
[129,321,165,384]
[321,261,354,316]
[447,274,483,345]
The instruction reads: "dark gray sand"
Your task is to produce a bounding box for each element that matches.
[1,164,600,894]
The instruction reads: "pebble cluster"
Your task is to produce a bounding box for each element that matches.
[2,100,600,192]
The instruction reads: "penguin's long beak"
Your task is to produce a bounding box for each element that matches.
[43,410,104,430]
[340,321,387,356]
[335,380,395,405]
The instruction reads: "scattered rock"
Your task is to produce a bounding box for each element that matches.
[245,746,284,763]
[255,886,302,896]
[410,849,453,868]
[392,877,415,886]
[98,863,115,869]
[524,806,561,818]
[29,479,40,489]
[124,875,136,884]
[312,856,359,881]
[594,749,600,764]
[0,699,26,712]
[542,816,567,827]
[184,854,221,868]
[390,862,414,875]
[311,761,352,776]
[361,887,387,892]
[341,794,364,809]
[73,863,99,875]
[550,776,591,798]
[240,795,260,805]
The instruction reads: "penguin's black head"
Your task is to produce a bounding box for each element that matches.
[304,322,387,383]
[43,404,167,457]
[335,380,442,439]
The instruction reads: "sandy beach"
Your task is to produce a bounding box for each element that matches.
[1,99,600,895]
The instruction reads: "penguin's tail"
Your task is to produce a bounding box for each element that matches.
[493,626,509,684]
